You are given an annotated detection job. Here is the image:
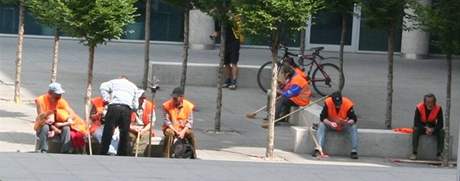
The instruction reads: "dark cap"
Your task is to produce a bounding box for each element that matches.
[171,87,184,97]
[331,91,342,105]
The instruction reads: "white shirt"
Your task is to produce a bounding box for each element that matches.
[100,78,140,110]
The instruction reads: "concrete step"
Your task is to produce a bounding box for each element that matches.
[291,126,455,160]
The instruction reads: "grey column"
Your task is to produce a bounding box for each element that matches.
[401,0,431,59]
[189,9,215,50]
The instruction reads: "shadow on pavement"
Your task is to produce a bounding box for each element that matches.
[0,109,28,118]
[0,132,35,145]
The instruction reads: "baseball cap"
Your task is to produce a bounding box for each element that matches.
[171,87,184,97]
[331,91,342,105]
[48,82,65,95]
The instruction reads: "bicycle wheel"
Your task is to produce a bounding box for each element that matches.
[311,63,345,96]
[257,61,279,93]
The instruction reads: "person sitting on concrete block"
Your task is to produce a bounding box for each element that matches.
[34,82,88,153]
[162,87,197,158]
[262,65,311,128]
[314,91,359,159]
[129,89,156,156]
[89,96,119,155]
[410,93,445,161]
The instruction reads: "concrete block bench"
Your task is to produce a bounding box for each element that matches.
[291,126,454,160]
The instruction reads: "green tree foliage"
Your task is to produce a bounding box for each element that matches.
[236,0,323,158]
[360,0,409,129]
[26,0,68,28]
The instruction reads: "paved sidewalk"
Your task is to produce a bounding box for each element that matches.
[0,153,456,181]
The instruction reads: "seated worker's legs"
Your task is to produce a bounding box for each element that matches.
[275,96,296,122]
[93,125,119,155]
[316,122,329,150]
[59,126,72,153]
[344,124,359,159]
[163,128,175,158]
[412,127,425,156]
[184,129,197,158]
[435,129,445,157]
[37,125,50,152]
[129,132,149,156]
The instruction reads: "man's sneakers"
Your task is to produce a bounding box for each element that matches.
[222,79,232,88]
[223,79,238,90]
[312,149,321,158]
[350,152,359,159]
[228,79,238,90]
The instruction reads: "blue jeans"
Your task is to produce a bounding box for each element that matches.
[316,122,359,152]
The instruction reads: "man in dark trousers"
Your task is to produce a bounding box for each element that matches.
[212,11,243,90]
[410,93,445,160]
[99,76,140,156]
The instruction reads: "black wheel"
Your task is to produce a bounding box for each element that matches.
[311,63,345,96]
[257,61,281,93]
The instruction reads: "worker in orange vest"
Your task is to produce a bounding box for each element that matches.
[162,87,196,158]
[314,91,359,159]
[262,65,311,128]
[34,83,88,153]
[129,90,155,156]
[410,94,445,160]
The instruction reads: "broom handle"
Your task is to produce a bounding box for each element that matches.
[273,95,329,123]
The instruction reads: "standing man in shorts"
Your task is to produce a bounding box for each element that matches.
[212,11,243,90]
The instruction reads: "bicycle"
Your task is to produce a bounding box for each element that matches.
[256,45,345,96]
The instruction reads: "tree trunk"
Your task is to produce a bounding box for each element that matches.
[300,29,305,55]
[14,2,25,104]
[142,0,152,90]
[180,6,190,91]
[84,46,96,155]
[266,30,279,159]
[442,53,452,166]
[50,29,60,83]
[339,14,347,87]
[384,25,395,129]
[214,22,226,132]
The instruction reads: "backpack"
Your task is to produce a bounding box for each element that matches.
[172,138,194,159]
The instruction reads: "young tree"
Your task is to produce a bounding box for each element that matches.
[61,0,137,154]
[27,0,68,83]
[165,0,193,91]
[360,0,408,129]
[142,0,151,90]
[412,0,460,166]
[324,0,357,85]
[194,0,230,132]
[1,0,25,103]
[236,0,323,158]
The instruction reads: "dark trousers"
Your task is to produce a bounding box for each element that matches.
[275,96,296,121]
[100,104,131,156]
[412,127,445,155]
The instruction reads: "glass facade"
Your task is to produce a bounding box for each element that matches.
[0,0,185,42]
[310,11,353,45]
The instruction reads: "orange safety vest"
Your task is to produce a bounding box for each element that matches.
[35,93,88,134]
[162,99,194,131]
[283,73,311,106]
[416,102,441,124]
[131,100,155,126]
[324,96,354,123]
[294,67,308,81]
[89,97,105,134]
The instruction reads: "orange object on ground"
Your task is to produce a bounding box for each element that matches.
[416,102,441,124]
[393,128,414,134]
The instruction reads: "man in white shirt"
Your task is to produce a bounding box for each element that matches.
[99,75,140,156]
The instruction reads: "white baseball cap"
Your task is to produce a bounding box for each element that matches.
[48,82,65,94]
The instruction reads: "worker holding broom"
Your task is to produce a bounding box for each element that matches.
[262,65,311,128]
